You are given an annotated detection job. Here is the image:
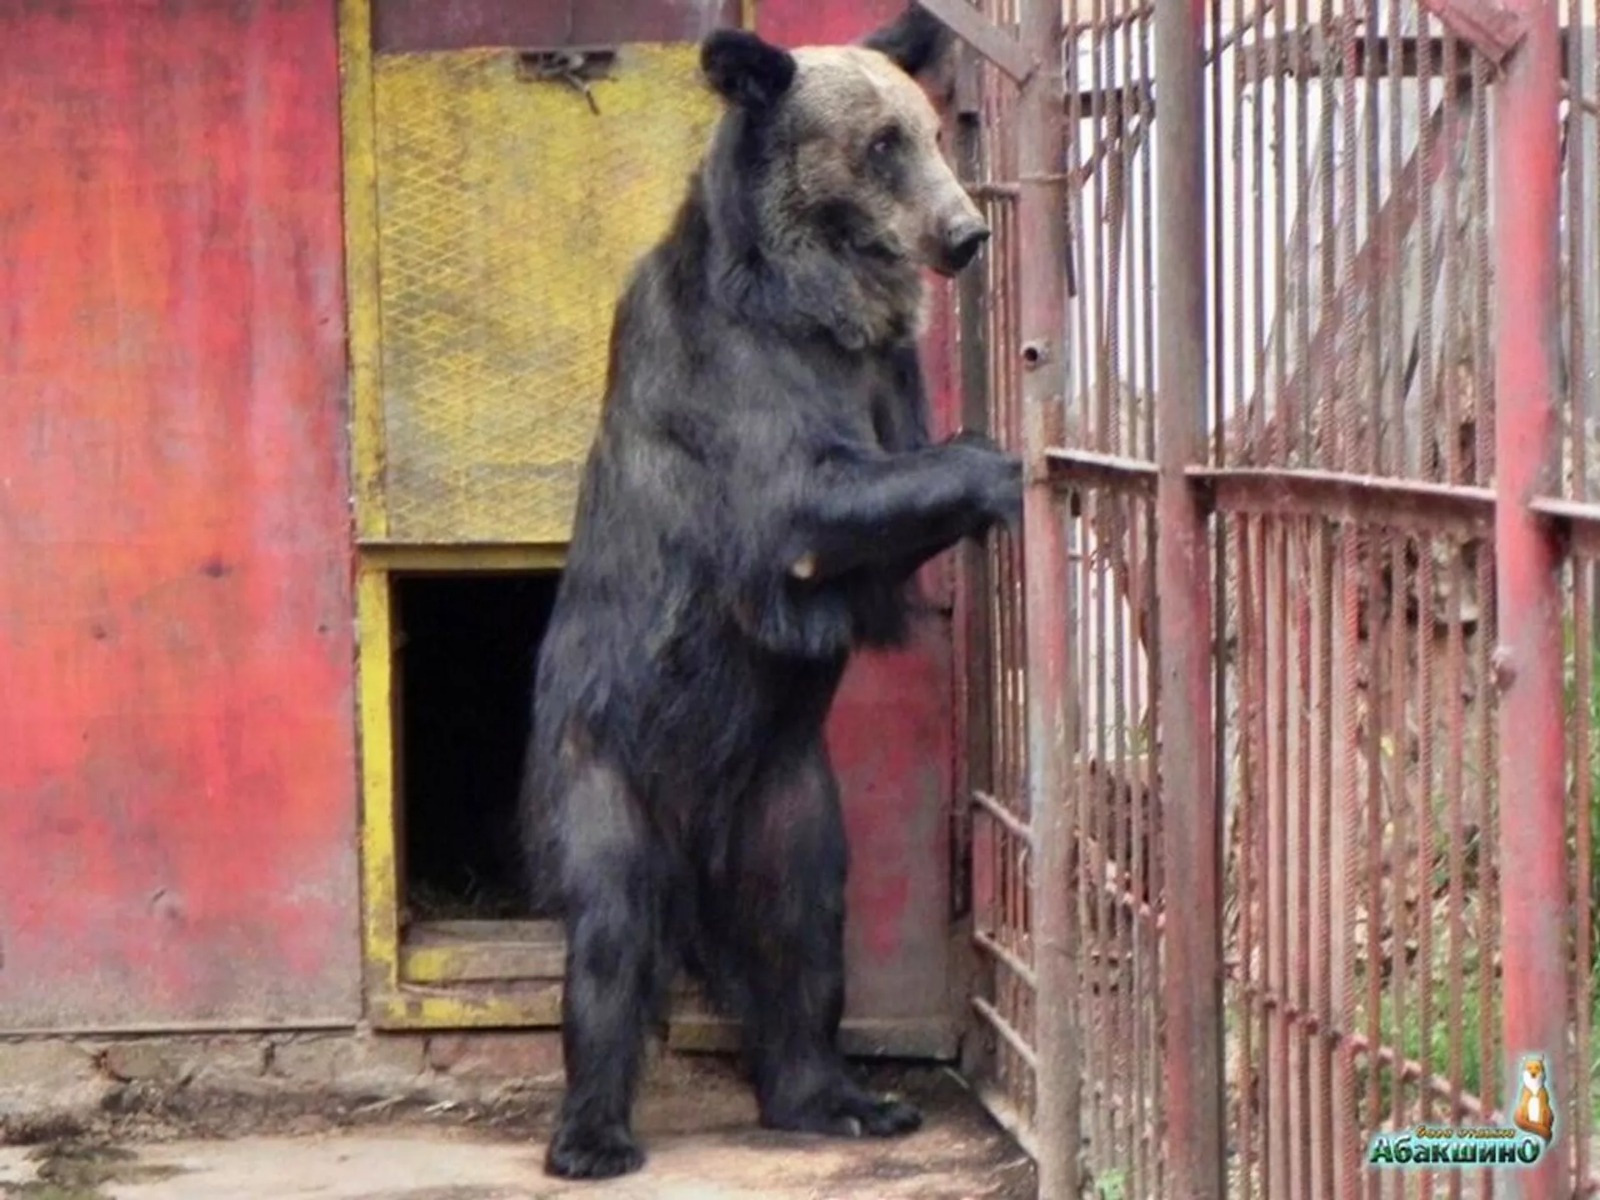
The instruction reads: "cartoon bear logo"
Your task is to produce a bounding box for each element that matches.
[1512,1055,1554,1143]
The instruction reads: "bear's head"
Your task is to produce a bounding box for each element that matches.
[698,7,989,349]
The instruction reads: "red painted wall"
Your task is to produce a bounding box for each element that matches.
[0,0,958,1037]
[0,2,359,1028]
[760,0,963,1027]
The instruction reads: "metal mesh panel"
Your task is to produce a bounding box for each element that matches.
[370,45,718,543]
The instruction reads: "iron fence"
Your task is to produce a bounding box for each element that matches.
[952,0,1600,1197]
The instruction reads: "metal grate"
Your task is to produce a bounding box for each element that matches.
[958,1,1600,1196]
[1208,7,1508,1197]
[962,0,1038,1143]
[370,44,719,544]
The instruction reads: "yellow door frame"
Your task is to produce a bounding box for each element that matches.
[337,0,751,1032]
[340,0,572,1029]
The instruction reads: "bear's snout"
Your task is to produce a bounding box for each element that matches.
[936,217,991,276]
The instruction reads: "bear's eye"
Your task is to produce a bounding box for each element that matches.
[867,126,902,161]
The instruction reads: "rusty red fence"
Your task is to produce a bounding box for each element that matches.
[952,1,1600,1197]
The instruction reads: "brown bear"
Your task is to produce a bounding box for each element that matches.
[521,5,1022,1180]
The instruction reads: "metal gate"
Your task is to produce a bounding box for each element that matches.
[946,1,1600,1197]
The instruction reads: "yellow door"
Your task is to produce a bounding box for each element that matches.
[340,0,734,1028]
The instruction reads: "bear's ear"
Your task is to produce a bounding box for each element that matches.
[859,4,951,79]
[701,29,797,110]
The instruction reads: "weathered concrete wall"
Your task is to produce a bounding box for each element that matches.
[0,1031,566,1122]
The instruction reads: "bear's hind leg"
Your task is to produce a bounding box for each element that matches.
[724,749,922,1140]
[545,761,663,1180]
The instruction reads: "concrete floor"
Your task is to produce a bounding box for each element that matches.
[0,1063,1035,1200]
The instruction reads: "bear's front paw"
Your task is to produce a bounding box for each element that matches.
[545,1121,646,1180]
[975,454,1025,528]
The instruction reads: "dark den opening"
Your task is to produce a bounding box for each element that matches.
[395,571,559,922]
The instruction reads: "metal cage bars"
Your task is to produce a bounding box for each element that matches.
[943,0,1596,1197]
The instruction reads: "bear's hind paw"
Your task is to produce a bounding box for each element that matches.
[544,1122,646,1179]
[851,1094,923,1138]
[762,1091,923,1140]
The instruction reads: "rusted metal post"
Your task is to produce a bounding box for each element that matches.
[1014,0,1076,1196]
[1492,2,1564,1197]
[1155,2,1223,1198]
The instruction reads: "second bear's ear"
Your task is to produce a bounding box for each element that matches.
[701,30,798,110]
[859,4,951,79]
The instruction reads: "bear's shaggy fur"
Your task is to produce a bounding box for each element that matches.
[522,7,1022,1180]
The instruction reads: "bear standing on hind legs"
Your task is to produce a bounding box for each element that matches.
[522,4,1023,1181]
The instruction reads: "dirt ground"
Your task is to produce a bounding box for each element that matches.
[0,1057,1035,1200]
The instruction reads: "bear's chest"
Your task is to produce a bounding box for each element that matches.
[752,342,911,451]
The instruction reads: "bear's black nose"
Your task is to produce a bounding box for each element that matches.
[941,221,991,274]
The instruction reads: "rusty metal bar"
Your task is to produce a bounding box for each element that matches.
[914,0,1036,84]
[1494,3,1566,1199]
[974,928,1039,990]
[1418,0,1530,64]
[1530,496,1600,556]
[1232,975,1500,1120]
[1011,0,1075,1196]
[1240,33,1482,85]
[1014,0,1075,1192]
[1043,447,1159,496]
[1193,467,1497,534]
[973,995,1042,1071]
[972,787,1036,847]
[1154,3,1221,1197]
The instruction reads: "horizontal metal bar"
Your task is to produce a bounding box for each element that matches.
[967,181,1020,200]
[1529,496,1600,557]
[971,996,1039,1072]
[1044,447,1160,497]
[1191,466,1496,535]
[974,928,1039,991]
[1417,0,1528,65]
[972,788,1035,847]
[1238,24,1585,85]
[970,1079,1041,1163]
[1239,33,1481,85]
[914,0,1036,84]
[1231,977,1497,1122]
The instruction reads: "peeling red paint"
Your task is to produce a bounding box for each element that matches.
[0,0,359,1029]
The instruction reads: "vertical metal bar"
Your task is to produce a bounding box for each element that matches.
[1492,3,1564,1199]
[1470,42,1498,1200]
[1563,8,1593,1191]
[1016,0,1076,1193]
[1155,3,1221,1197]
